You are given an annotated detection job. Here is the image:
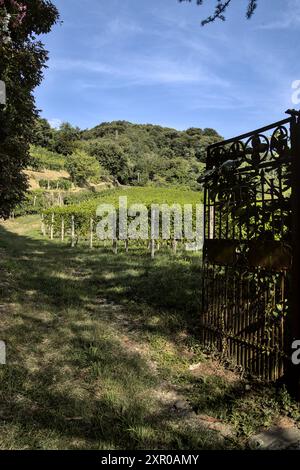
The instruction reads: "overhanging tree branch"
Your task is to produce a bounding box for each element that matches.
[179,0,258,25]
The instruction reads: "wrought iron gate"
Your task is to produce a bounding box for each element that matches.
[202,112,300,382]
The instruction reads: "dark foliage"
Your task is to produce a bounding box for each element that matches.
[0,0,59,218]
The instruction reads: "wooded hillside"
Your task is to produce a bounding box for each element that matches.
[32,119,222,189]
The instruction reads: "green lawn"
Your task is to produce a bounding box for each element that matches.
[0,216,299,450]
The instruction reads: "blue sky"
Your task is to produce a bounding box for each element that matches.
[35,0,300,138]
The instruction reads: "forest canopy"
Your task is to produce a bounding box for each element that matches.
[32,119,222,189]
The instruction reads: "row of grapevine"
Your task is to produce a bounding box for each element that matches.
[15,188,98,218]
[38,178,72,190]
[41,195,203,257]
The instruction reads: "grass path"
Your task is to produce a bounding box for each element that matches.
[0,216,299,450]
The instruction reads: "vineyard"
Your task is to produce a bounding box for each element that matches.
[41,187,204,255]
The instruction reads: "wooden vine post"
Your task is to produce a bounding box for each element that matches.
[61,216,65,242]
[112,239,118,254]
[41,214,46,236]
[89,218,94,249]
[150,239,155,259]
[71,215,75,248]
[50,213,54,240]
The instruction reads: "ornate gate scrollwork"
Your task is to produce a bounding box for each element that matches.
[201,114,299,382]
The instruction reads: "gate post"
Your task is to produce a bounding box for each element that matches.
[286,110,300,399]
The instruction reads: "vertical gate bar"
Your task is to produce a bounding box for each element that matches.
[255,270,261,377]
[210,265,214,346]
[273,275,278,380]
[208,267,212,347]
[264,278,267,380]
[216,268,220,350]
[233,273,237,362]
[240,274,244,371]
[217,271,221,351]
[280,272,286,378]
[225,196,229,239]
[224,267,229,358]
[209,201,213,240]
[237,272,241,367]
[266,277,271,381]
[246,181,250,240]
[210,203,215,240]
[207,196,211,239]
[242,275,246,370]
[277,166,284,239]
[270,178,275,238]
[221,267,225,353]
[218,201,222,239]
[238,177,243,241]
[274,275,278,380]
[261,276,265,379]
[245,276,252,369]
[205,267,209,346]
[232,193,236,240]
[214,265,218,348]
[260,171,266,234]
[253,186,258,238]
[246,276,250,373]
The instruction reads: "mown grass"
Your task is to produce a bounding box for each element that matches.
[0,215,299,450]
[0,216,219,450]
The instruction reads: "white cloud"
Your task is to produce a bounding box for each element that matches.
[50,58,113,74]
[48,118,62,129]
[50,55,229,88]
[107,17,143,35]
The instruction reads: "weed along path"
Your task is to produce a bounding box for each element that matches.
[0,215,299,450]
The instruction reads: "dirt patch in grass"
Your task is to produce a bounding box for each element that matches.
[189,359,240,384]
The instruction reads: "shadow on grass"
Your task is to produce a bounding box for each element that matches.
[0,222,238,449]
[0,223,203,335]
